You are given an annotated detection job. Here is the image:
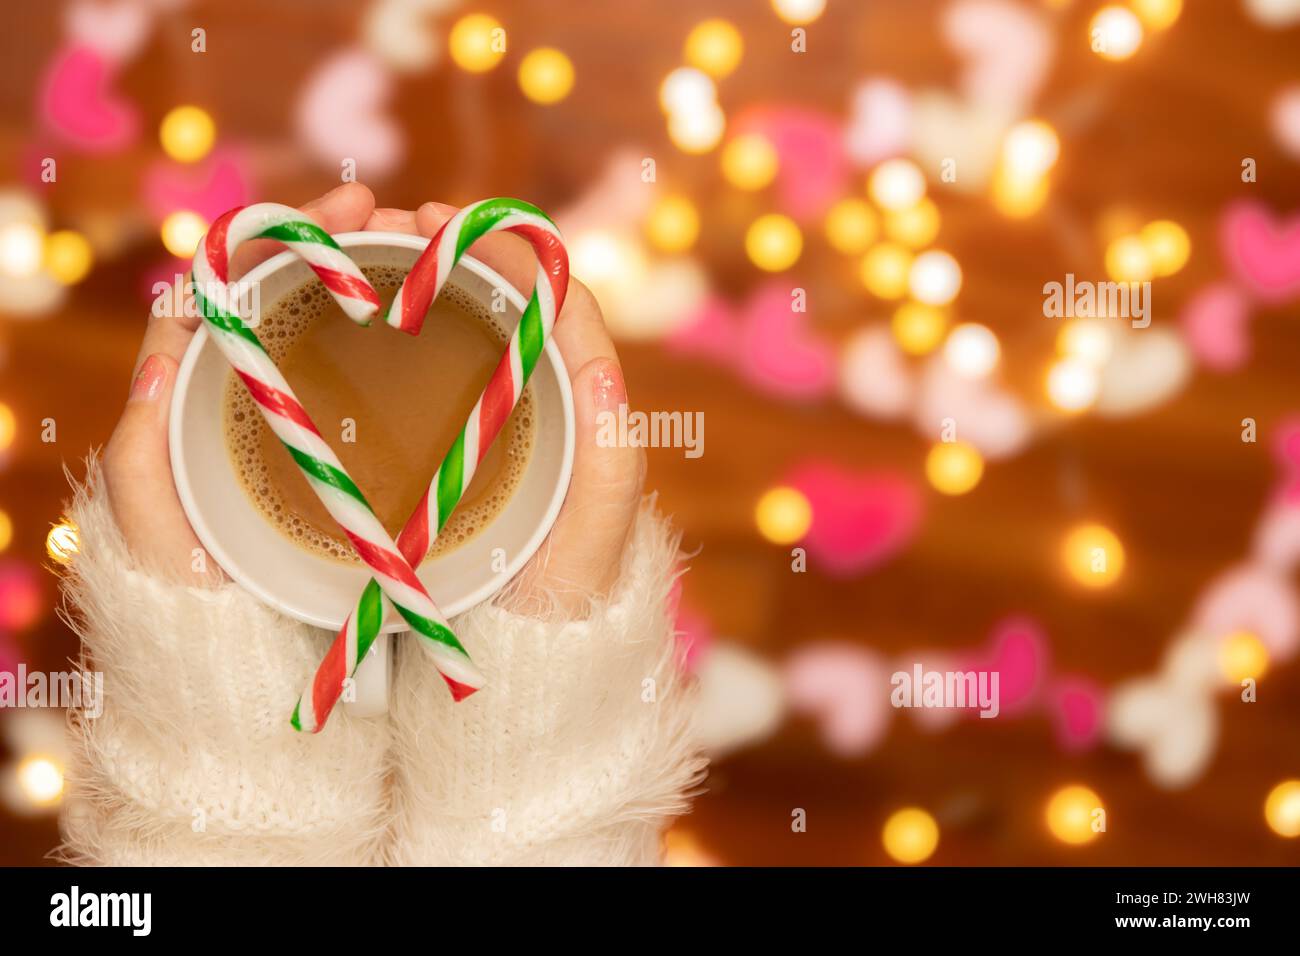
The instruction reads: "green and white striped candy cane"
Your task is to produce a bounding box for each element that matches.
[294,198,569,733]
[191,203,485,718]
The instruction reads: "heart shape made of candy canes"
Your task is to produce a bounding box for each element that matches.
[191,198,568,733]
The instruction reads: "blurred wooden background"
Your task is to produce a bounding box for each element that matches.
[2,0,1299,865]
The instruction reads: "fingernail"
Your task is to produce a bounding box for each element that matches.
[130,354,167,402]
[592,359,626,411]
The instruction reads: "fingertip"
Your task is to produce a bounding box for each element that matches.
[416,201,458,237]
[306,182,376,233]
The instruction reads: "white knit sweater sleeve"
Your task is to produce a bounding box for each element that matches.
[58,465,393,866]
[59,464,704,867]
[387,500,707,866]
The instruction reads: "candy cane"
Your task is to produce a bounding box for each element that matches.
[190,203,485,720]
[293,198,569,733]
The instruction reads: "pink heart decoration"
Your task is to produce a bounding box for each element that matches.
[944,0,1053,114]
[296,49,403,178]
[39,44,140,152]
[957,616,1046,714]
[914,357,1030,460]
[668,285,835,400]
[0,563,43,632]
[1051,677,1104,751]
[785,643,894,756]
[838,324,914,420]
[1221,202,1300,303]
[142,148,252,224]
[786,460,924,576]
[1180,282,1252,371]
[732,107,848,220]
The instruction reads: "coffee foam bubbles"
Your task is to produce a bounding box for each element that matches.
[223,264,535,564]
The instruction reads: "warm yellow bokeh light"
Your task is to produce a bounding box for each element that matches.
[944,323,1000,378]
[0,510,12,553]
[908,250,962,306]
[884,197,941,248]
[1105,234,1154,282]
[46,521,81,565]
[745,214,803,272]
[1130,0,1182,31]
[668,102,726,153]
[1062,523,1125,588]
[160,210,207,258]
[0,221,44,278]
[1046,785,1104,845]
[570,230,648,288]
[43,229,93,285]
[991,168,1050,219]
[659,67,715,114]
[0,402,16,453]
[824,198,878,255]
[1046,357,1100,412]
[868,158,926,211]
[892,301,949,356]
[771,0,826,25]
[926,441,985,496]
[1002,120,1060,178]
[17,756,64,807]
[1091,6,1144,61]
[448,13,506,72]
[684,18,744,78]
[644,195,700,254]
[858,242,913,299]
[755,486,813,544]
[1056,318,1114,366]
[882,807,940,864]
[1265,780,1300,837]
[517,48,574,104]
[159,105,216,163]
[721,133,779,191]
[1219,631,1269,684]
[1139,219,1190,277]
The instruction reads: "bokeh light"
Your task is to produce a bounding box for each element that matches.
[908,250,962,306]
[944,323,1000,378]
[1131,0,1183,31]
[882,807,940,864]
[448,13,506,72]
[0,510,11,553]
[745,213,802,271]
[1061,523,1125,588]
[1105,234,1154,282]
[991,167,1050,219]
[659,67,715,114]
[721,133,778,191]
[892,301,949,356]
[1265,780,1300,837]
[0,402,15,452]
[755,486,812,544]
[868,158,926,211]
[926,441,985,496]
[518,48,575,104]
[884,198,941,248]
[43,230,93,285]
[1046,357,1100,412]
[16,756,63,808]
[644,195,700,253]
[684,18,744,78]
[859,242,913,299]
[571,229,648,288]
[1002,120,1060,179]
[668,102,726,153]
[46,521,80,565]
[159,105,216,163]
[1090,6,1144,61]
[1139,219,1191,277]
[1046,785,1104,845]
[160,210,208,258]
[823,198,877,255]
[1056,318,1114,366]
[1218,631,1269,683]
[771,0,826,25]
[0,221,44,277]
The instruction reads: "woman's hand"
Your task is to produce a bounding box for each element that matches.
[103,185,645,614]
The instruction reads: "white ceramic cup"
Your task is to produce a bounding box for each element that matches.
[169,232,575,715]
